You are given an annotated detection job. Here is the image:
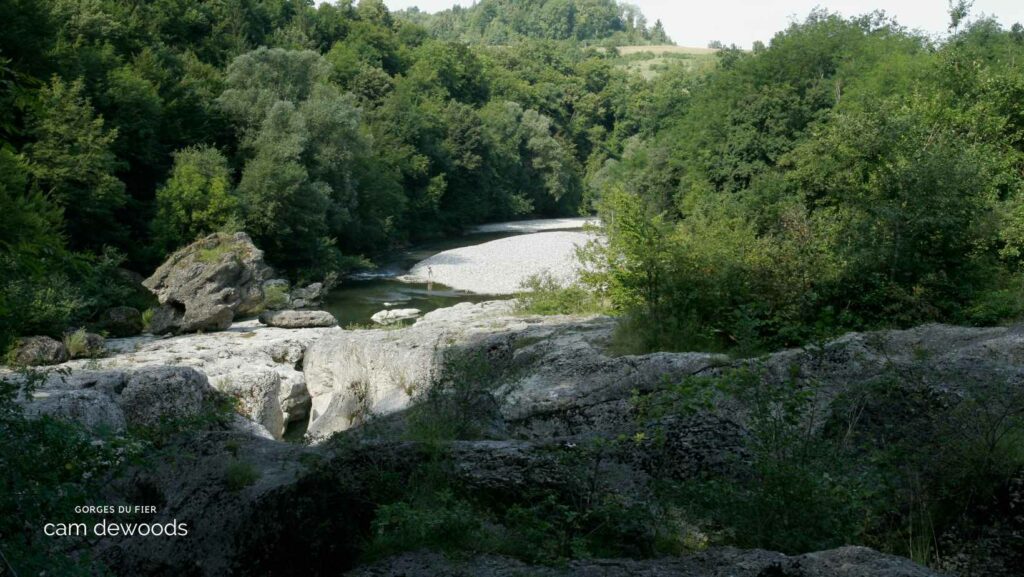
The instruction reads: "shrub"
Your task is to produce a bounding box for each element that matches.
[262,283,290,310]
[62,328,89,358]
[516,273,606,316]
[224,460,261,492]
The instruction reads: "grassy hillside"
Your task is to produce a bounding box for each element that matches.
[611,45,719,79]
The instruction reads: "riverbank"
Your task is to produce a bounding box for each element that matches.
[403,230,596,295]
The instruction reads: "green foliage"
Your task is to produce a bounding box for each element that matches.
[224,460,261,492]
[153,145,239,252]
[401,350,504,444]
[636,366,1024,564]
[366,490,480,559]
[262,283,290,310]
[586,10,1024,353]
[395,0,671,46]
[516,273,606,316]
[62,328,89,358]
[24,76,126,251]
[650,370,873,553]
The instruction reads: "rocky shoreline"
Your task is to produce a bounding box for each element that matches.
[5,296,1022,575]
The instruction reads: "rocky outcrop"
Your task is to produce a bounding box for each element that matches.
[290,282,325,309]
[303,301,726,441]
[99,306,144,337]
[304,301,528,439]
[14,366,222,433]
[346,547,940,577]
[9,335,69,366]
[4,319,336,438]
[210,370,284,437]
[259,309,338,329]
[143,232,273,334]
[22,388,127,431]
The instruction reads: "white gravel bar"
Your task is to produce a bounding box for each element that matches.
[468,217,597,234]
[404,231,597,295]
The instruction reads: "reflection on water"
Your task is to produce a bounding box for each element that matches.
[322,231,515,326]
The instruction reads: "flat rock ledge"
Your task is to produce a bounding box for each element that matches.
[259,309,338,328]
[4,319,338,438]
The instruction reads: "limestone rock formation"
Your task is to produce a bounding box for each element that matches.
[143,232,272,334]
[290,282,325,308]
[119,366,211,428]
[7,317,335,436]
[259,309,338,329]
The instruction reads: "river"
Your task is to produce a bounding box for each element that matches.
[321,218,594,326]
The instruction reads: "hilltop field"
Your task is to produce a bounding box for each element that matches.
[610,45,719,78]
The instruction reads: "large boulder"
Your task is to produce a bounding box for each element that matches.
[259,310,338,329]
[143,232,273,334]
[8,336,69,366]
[9,366,230,435]
[99,306,144,337]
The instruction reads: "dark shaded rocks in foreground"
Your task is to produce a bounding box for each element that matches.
[346,547,940,577]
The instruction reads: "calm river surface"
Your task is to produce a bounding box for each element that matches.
[322,231,514,326]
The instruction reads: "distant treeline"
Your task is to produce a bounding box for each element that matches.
[395,0,671,45]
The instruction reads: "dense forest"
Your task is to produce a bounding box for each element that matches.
[0,0,657,353]
[562,8,1024,354]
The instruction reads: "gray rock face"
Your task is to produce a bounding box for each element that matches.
[304,301,527,439]
[22,388,126,431]
[259,309,338,329]
[9,336,69,366]
[119,366,211,428]
[303,301,726,441]
[290,282,325,309]
[143,232,272,334]
[346,547,940,577]
[5,319,336,435]
[12,366,231,434]
[211,370,284,438]
[99,306,144,337]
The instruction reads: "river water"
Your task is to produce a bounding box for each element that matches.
[321,231,515,326]
[321,218,595,326]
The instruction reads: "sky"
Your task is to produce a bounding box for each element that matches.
[375,0,1024,48]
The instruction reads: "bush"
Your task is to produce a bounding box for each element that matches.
[224,460,261,491]
[62,328,89,358]
[516,273,607,316]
